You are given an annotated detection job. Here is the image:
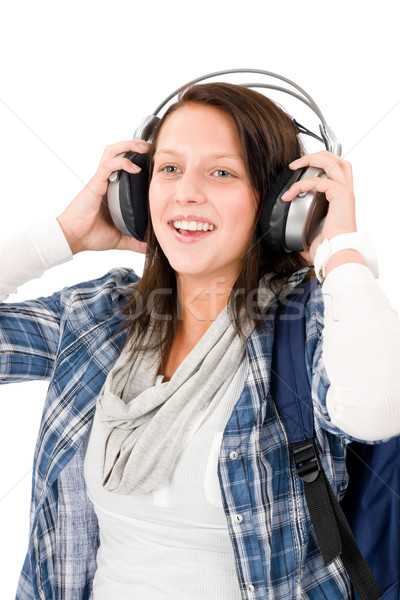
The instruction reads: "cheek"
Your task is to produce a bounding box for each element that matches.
[229,195,257,239]
[148,177,172,217]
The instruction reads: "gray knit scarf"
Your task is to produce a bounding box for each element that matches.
[96,279,274,495]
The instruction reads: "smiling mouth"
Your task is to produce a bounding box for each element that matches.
[169,219,216,234]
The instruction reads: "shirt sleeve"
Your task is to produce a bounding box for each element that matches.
[310,263,400,442]
[0,219,72,382]
[0,218,73,301]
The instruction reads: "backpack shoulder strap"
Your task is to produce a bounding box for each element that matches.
[271,278,383,600]
[271,278,318,444]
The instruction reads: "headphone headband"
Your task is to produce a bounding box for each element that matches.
[133,69,341,155]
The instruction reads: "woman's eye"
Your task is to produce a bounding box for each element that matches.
[162,165,179,174]
[214,169,232,178]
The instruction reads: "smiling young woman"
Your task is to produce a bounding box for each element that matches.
[2,81,400,600]
[122,83,307,374]
[149,103,257,360]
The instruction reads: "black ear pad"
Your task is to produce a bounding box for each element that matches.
[258,165,306,253]
[118,152,150,241]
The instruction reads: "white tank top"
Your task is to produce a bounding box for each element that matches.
[83,358,247,600]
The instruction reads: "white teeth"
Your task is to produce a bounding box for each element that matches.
[172,220,215,232]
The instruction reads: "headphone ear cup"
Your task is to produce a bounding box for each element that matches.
[118,152,150,241]
[258,165,305,253]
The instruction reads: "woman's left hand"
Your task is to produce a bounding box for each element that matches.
[281,150,357,264]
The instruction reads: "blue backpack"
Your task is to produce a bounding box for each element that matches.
[271,279,400,600]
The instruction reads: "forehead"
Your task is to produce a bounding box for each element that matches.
[155,104,242,154]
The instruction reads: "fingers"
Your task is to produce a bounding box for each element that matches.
[289,151,353,186]
[96,139,151,180]
[281,174,354,203]
[97,156,142,179]
[101,139,150,159]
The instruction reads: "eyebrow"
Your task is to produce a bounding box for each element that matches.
[155,149,242,161]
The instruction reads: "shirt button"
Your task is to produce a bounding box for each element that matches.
[234,514,243,523]
[247,583,255,592]
[229,451,239,460]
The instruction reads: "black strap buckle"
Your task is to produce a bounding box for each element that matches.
[293,439,320,483]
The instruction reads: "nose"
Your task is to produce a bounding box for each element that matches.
[174,167,206,206]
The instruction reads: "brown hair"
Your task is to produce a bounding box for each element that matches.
[122,82,309,368]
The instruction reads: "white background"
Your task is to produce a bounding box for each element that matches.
[1,0,399,595]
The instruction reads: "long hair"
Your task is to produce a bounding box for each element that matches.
[121,82,309,369]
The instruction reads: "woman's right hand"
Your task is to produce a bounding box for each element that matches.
[57,140,150,255]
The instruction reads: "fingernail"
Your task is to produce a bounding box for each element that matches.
[281,190,290,199]
[138,143,149,151]
[130,163,142,173]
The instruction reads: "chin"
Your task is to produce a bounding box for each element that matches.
[171,265,209,278]
[166,253,206,272]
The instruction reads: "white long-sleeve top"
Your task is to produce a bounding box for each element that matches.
[84,363,248,600]
[1,217,400,442]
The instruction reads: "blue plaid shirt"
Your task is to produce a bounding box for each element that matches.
[0,267,352,600]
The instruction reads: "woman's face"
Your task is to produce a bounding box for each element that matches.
[149,104,257,287]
